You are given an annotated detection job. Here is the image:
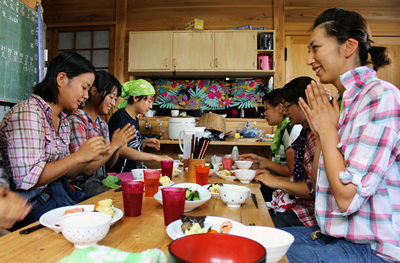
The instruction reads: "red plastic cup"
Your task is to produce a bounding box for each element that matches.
[195,165,210,186]
[161,160,174,179]
[222,157,233,170]
[121,181,144,217]
[161,187,186,226]
[144,169,161,197]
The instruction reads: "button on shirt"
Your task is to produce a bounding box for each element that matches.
[0,94,70,191]
[315,66,400,262]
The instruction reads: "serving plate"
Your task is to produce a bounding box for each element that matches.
[172,169,182,177]
[159,181,175,189]
[166,216,245,240]
[216,171,236,181]
[40,205,123,233]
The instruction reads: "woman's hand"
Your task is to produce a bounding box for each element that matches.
[0,187,31,229]
[298,81,340,139]
[111,124,136,150]
[238,153,263,163]
[75,136,108,163]
[254,169,279,189]
[153,155,173,162]
[143,138,160,151]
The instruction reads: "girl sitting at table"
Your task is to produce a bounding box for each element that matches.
[0,51,108,225]
[254,77,317,228]
[239,89,302,200]
[107,79,172,174]
[282,8,399,262]
[68,71,136,197]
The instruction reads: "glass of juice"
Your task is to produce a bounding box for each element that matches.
[121,181,144,217]
[144,169,161,197]
[195,165,210,186]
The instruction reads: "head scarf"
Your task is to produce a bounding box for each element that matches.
[117,79,155,109]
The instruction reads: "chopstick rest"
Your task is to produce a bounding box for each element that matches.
[19,224,44,235]
[251,193,258,209]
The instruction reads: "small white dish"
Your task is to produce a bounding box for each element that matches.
[216,170,236,181]
[219,184,251,208]
[40,205,123,233]
[203,184,222,199]
[234,169,256,184]
[172,169,182,177]
[166,216,245,240]
[159,181,175,189]
[131,169,145,180]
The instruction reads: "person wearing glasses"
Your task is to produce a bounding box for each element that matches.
[254,77,317,228]
[107,79,172,173]
[239,89,302,202]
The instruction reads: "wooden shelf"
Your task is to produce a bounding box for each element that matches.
[159,139,271,147]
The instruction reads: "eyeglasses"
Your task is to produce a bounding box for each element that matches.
[281,102,294,111]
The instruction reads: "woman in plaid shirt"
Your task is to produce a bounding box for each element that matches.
[283,8,399,262]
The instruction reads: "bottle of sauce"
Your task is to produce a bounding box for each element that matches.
[231,146,239,162]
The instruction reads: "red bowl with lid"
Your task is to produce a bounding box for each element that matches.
[168,233,266,263]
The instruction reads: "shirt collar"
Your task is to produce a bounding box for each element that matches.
[73,109,102,126]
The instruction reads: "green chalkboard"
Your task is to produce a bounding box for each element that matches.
[0,0,39,103]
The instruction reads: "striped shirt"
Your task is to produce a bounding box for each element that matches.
[315,66,400,262]
[0,94,70,191]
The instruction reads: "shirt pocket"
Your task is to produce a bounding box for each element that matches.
[44,135,61,162]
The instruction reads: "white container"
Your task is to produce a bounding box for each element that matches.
[168,116,196,140]
[219,184,250,208]
[171,110,179,116]
[234,169,256,183]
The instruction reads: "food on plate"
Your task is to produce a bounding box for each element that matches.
[173,167,180,174]
[95,199,116,218]
[159,176,171,186]
[180,215,210,235]
[180,215,206,228]
[207,183,223,193]
[185,187,200,201]
[184,223,211,236]
[179,157,184,163]
[219,169,235,176]
[220,221,233,234]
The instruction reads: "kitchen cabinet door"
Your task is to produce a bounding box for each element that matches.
[214,31,257,70]
[172,32,214,70]
[128,32,172,71]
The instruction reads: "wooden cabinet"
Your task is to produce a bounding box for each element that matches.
[214,31,257,70]
[128,32,172,71]
[128,30,275,78]
[172,32,214,70]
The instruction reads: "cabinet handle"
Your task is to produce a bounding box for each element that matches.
[165,58,168,67]
[253,61,256,68]
[254,34,256,40]
[211,61,213,67]
[173,58,176,67]
[215,58,218,68]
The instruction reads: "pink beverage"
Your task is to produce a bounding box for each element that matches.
[161,160,174,179]
[121,181,144,217]
[195,165,210,186]
[161,187,186,226]
[222,157,233,170]
[144,169,161,197]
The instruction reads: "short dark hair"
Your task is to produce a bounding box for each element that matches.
[33,51,96,104]
[89,71,122,105]
[127,94,154,105]
[281,76,314,104]
[313,7,391,71]
[262,89,282,107]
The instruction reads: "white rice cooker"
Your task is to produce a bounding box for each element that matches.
[168,116,196,140]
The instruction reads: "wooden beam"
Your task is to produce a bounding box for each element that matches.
[273,0,285,89]
[114,0,127,83]
[46,21,116,28]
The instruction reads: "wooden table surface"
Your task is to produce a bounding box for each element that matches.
[0,172,288,263]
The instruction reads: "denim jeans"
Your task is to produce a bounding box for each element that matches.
[280,225,391,263]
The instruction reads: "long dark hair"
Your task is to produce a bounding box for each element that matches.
[262,89,282,107]
[313,7,391,71]
[33,51,95,104]
[281,77,314,104]
[89,70,122,105]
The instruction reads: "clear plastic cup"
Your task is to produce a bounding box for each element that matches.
[222,156,233,170]
[144,169,161,197]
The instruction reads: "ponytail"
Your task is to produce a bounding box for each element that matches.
[368,46,391,71]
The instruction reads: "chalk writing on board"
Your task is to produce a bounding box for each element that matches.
[0,0,39,103]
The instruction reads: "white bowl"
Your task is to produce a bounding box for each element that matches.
[234,169,256,183]
[173,160,181,168]
[230,226,294,263]
[154,183,211,212]
[131,169,144,180]
[59,212,112,249]
[219,184,250,208]
[235,160,253,169]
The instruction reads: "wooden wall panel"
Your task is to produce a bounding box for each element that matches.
[284,0,400,36]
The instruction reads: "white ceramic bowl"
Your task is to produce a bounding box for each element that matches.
[230,226,294,263]
[234,169,256,183]
[173,160,180,168]
[154,183,211,212]
[59,212,112,249]
[131,169,144,180]
[235,160,253,169]
[219,184,250,208]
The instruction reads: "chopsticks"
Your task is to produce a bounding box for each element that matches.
[193,137,210,159]
[251,193,258,209]
[19,224,44,235]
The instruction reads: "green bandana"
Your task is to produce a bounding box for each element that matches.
[270,117,290,154]
[117,79,155,109]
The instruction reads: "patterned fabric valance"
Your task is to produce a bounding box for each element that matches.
[152,78,269,110]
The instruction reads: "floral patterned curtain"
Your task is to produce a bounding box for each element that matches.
[153,78,270,110]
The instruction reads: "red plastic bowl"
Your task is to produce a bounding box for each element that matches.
[168,233,267,263]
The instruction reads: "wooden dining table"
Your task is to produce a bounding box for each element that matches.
[0,171,288,263]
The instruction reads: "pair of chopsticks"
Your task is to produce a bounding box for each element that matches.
[192,137,210,159]
[19,224,44,235]
[251,193,258,209]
